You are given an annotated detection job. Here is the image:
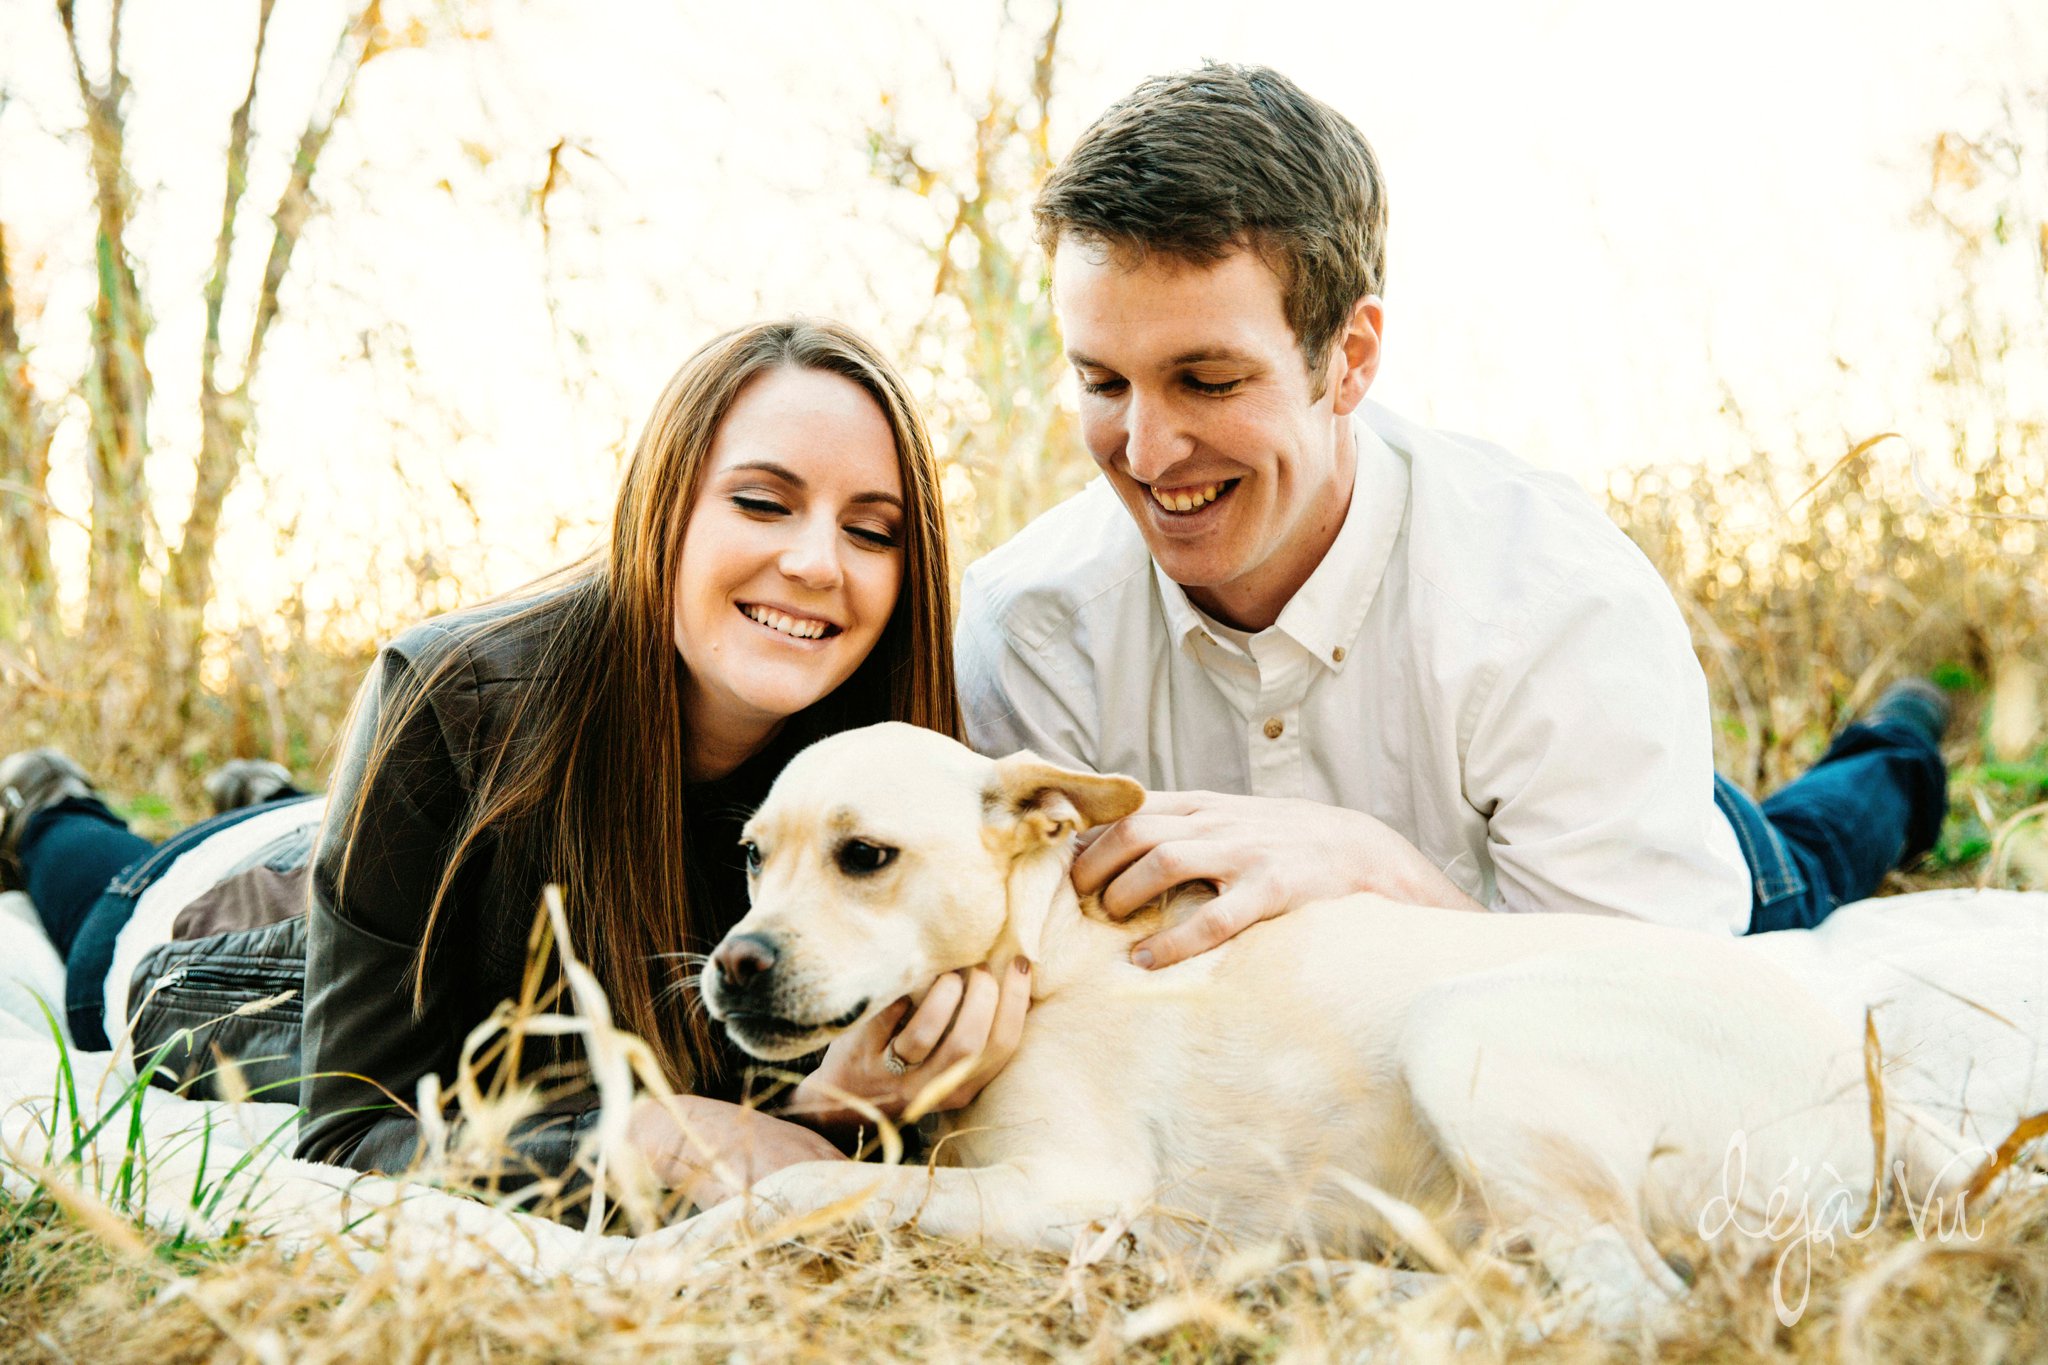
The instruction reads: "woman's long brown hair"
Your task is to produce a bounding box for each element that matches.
[332,319,961,1094]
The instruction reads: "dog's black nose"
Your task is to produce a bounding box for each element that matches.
[712,933,778,991]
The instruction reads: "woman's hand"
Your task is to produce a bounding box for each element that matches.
[628,1092,844,1210]
[784,961,1031,1131]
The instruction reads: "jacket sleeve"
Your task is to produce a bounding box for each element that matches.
[294,633,597,1181]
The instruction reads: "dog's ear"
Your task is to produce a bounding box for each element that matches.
[981,752,1145,854]
[981,754,1144,971]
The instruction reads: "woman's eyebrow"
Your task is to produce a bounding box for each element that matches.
[725,461,901,510]
[726,459,805,485]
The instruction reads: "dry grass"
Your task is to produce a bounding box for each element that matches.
[1,1171,2045,1363]
[1608,429,2048,889]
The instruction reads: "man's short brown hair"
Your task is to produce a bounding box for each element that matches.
[1034,63,1388,380]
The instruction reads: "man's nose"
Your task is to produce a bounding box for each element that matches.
[1122,390,1189,484]
[711,933,779,991]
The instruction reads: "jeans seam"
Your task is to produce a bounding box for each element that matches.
[1714,775,1808,909]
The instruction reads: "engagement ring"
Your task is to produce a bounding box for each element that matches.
[881,1042,910,1075]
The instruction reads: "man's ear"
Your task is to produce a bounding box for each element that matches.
[981,752,1145,856]
[1329,294,1384,416]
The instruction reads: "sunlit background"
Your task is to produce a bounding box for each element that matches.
[2,0,2045,840]
[2,0,2039,627]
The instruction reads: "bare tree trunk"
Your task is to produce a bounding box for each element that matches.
[876,0,1076,556]
[0,220,57,626]
[59,0,156,667]
[164,0,383,727]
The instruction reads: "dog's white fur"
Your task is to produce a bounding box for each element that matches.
[677,723,2046,1325]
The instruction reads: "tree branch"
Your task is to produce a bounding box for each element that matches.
[0,218,20,361]
[56,0,91,107]
[167,0,385,654]
[242,0,384,381]
[200,0,276,398]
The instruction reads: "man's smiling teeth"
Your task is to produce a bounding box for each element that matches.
[740,604,835,640]
[1149,481,1229,513]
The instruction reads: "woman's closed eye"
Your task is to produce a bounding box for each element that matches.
[845,521,901,550]
[731,494,789,517]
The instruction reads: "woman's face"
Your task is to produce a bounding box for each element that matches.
[674,366,907,770]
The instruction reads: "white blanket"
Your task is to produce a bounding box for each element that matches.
[1745,887,2048,1160]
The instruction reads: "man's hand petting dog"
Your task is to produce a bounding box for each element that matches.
[785,963,1031,1129]
[1072,791,1484,969]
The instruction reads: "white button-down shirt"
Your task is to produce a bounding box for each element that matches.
[956,401,1751,935]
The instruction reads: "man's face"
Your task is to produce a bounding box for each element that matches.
[1052,241,1372,630]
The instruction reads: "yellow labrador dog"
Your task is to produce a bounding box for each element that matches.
[683,723,1991,1324]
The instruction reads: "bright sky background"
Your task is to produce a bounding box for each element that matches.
[1,0,2042,634]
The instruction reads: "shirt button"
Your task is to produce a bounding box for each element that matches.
[1263,716,1285,740]
[1331,646,1346,663]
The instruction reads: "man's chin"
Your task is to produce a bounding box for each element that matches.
[1144,541,1249,595]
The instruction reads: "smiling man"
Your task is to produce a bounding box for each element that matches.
[954,64,1949,967]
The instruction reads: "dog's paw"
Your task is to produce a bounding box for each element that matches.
[599,1201,759,1284]
[675,1196,770,1256]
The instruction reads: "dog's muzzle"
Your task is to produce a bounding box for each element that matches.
[714,996,871,1059]
[702,930,870,1059]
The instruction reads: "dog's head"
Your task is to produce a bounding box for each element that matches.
[699,722,1143,1060]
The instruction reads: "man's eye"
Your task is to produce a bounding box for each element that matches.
[1185,377,1243,396]
[834,839,898,876]
[741,840,762,874]
[1076,374,1126,396]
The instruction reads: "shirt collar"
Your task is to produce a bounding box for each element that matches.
[1151,421,1411,672]
[1154,554,1211,652]
[1273,423,1409,670]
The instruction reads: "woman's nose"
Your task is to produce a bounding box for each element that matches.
[778,516,844,589]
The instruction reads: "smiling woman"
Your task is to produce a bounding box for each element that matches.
[0,318,1024,1219]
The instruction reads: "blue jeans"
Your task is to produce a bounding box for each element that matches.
[1716,714,1948,934]
[21,798,301,1051]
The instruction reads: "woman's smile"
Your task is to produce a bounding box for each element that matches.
[736,601,843,642]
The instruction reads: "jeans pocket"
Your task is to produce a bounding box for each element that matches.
[1714,774,1809,928]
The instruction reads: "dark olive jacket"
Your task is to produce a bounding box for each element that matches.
[286,588,796,1179]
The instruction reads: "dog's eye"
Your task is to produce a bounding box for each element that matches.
[834,839,898,876]
[740,840,762,875]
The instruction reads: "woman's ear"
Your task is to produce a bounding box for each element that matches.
[981,752,1144,855]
